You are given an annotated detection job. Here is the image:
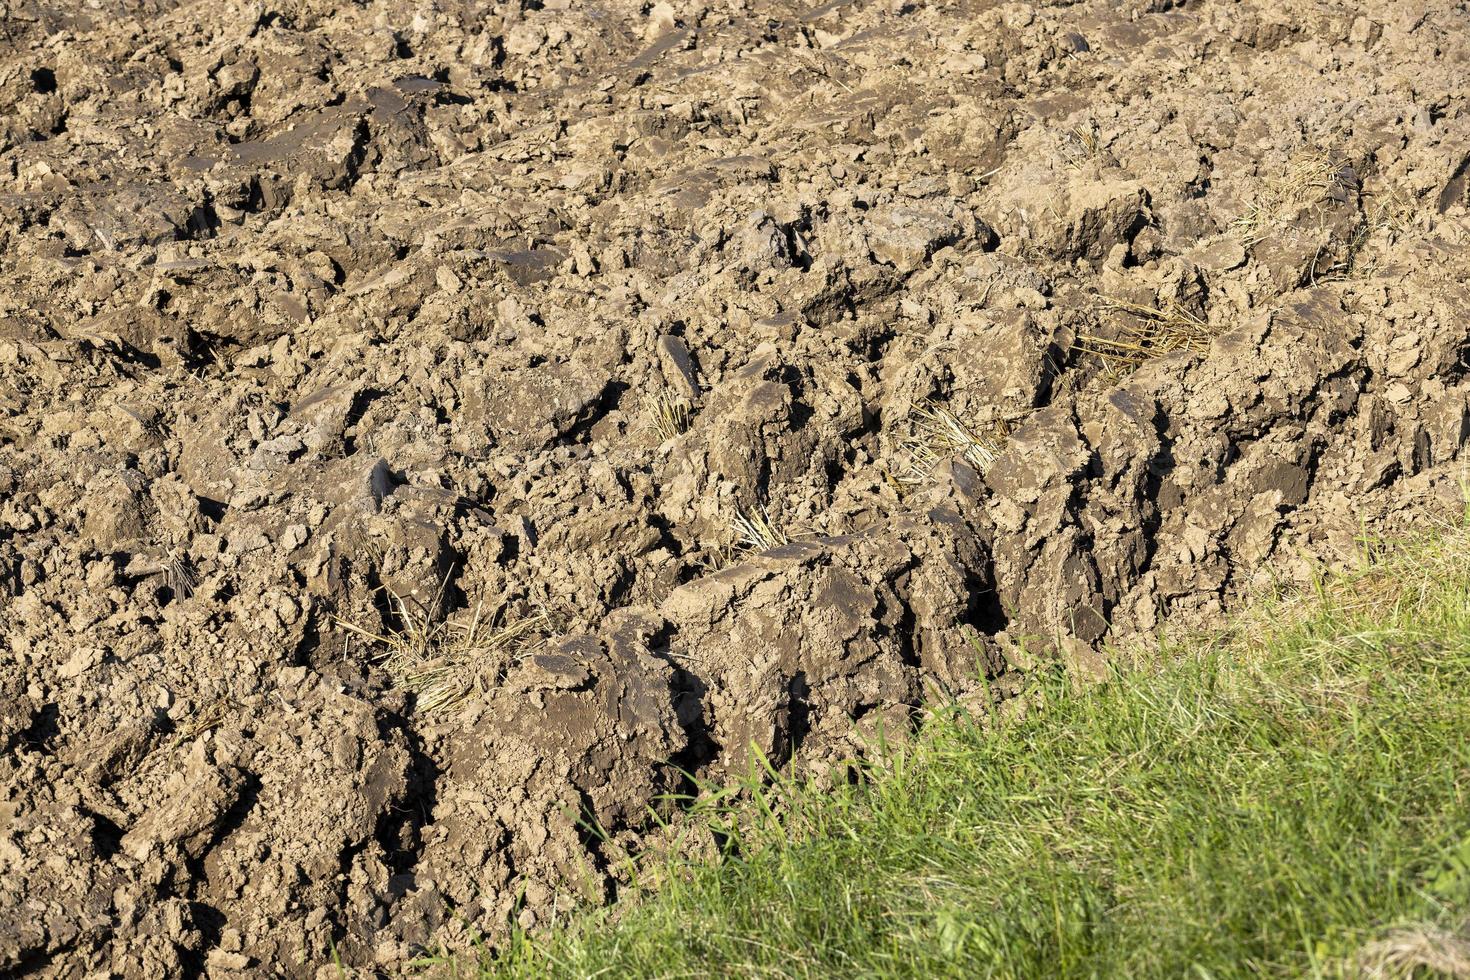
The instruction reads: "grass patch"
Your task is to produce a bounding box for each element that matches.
[458,517,1470,978]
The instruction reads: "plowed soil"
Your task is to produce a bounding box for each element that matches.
[3,0,1470,973]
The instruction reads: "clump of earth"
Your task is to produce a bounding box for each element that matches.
[3,0,1469,972]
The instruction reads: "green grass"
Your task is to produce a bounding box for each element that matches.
[467,520,1470,979]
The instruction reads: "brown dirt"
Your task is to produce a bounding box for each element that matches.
[3,0,1469,973]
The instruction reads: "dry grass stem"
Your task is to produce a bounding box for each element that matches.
[336,576,552,713]
[644,389,693,441]
[733,504,790,553]
[1078,296,1216,377]
[165,549,198,599]
[894,400,1006,489]
[1324,188,1416,281]
[1061,122,1104,169]
[1354,923,1470,979]
[1231,151,1349,246]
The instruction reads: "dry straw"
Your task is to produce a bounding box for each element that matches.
[336,573,551,713]
[895,399,1007,488]
[644,389,692,440]
[733,503,790,553]
[1231,151,1348,246]
[1077,296,1215,376]
[1353,922,1470,979]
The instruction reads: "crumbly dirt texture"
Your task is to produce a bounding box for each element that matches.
[3,0,1469,973]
